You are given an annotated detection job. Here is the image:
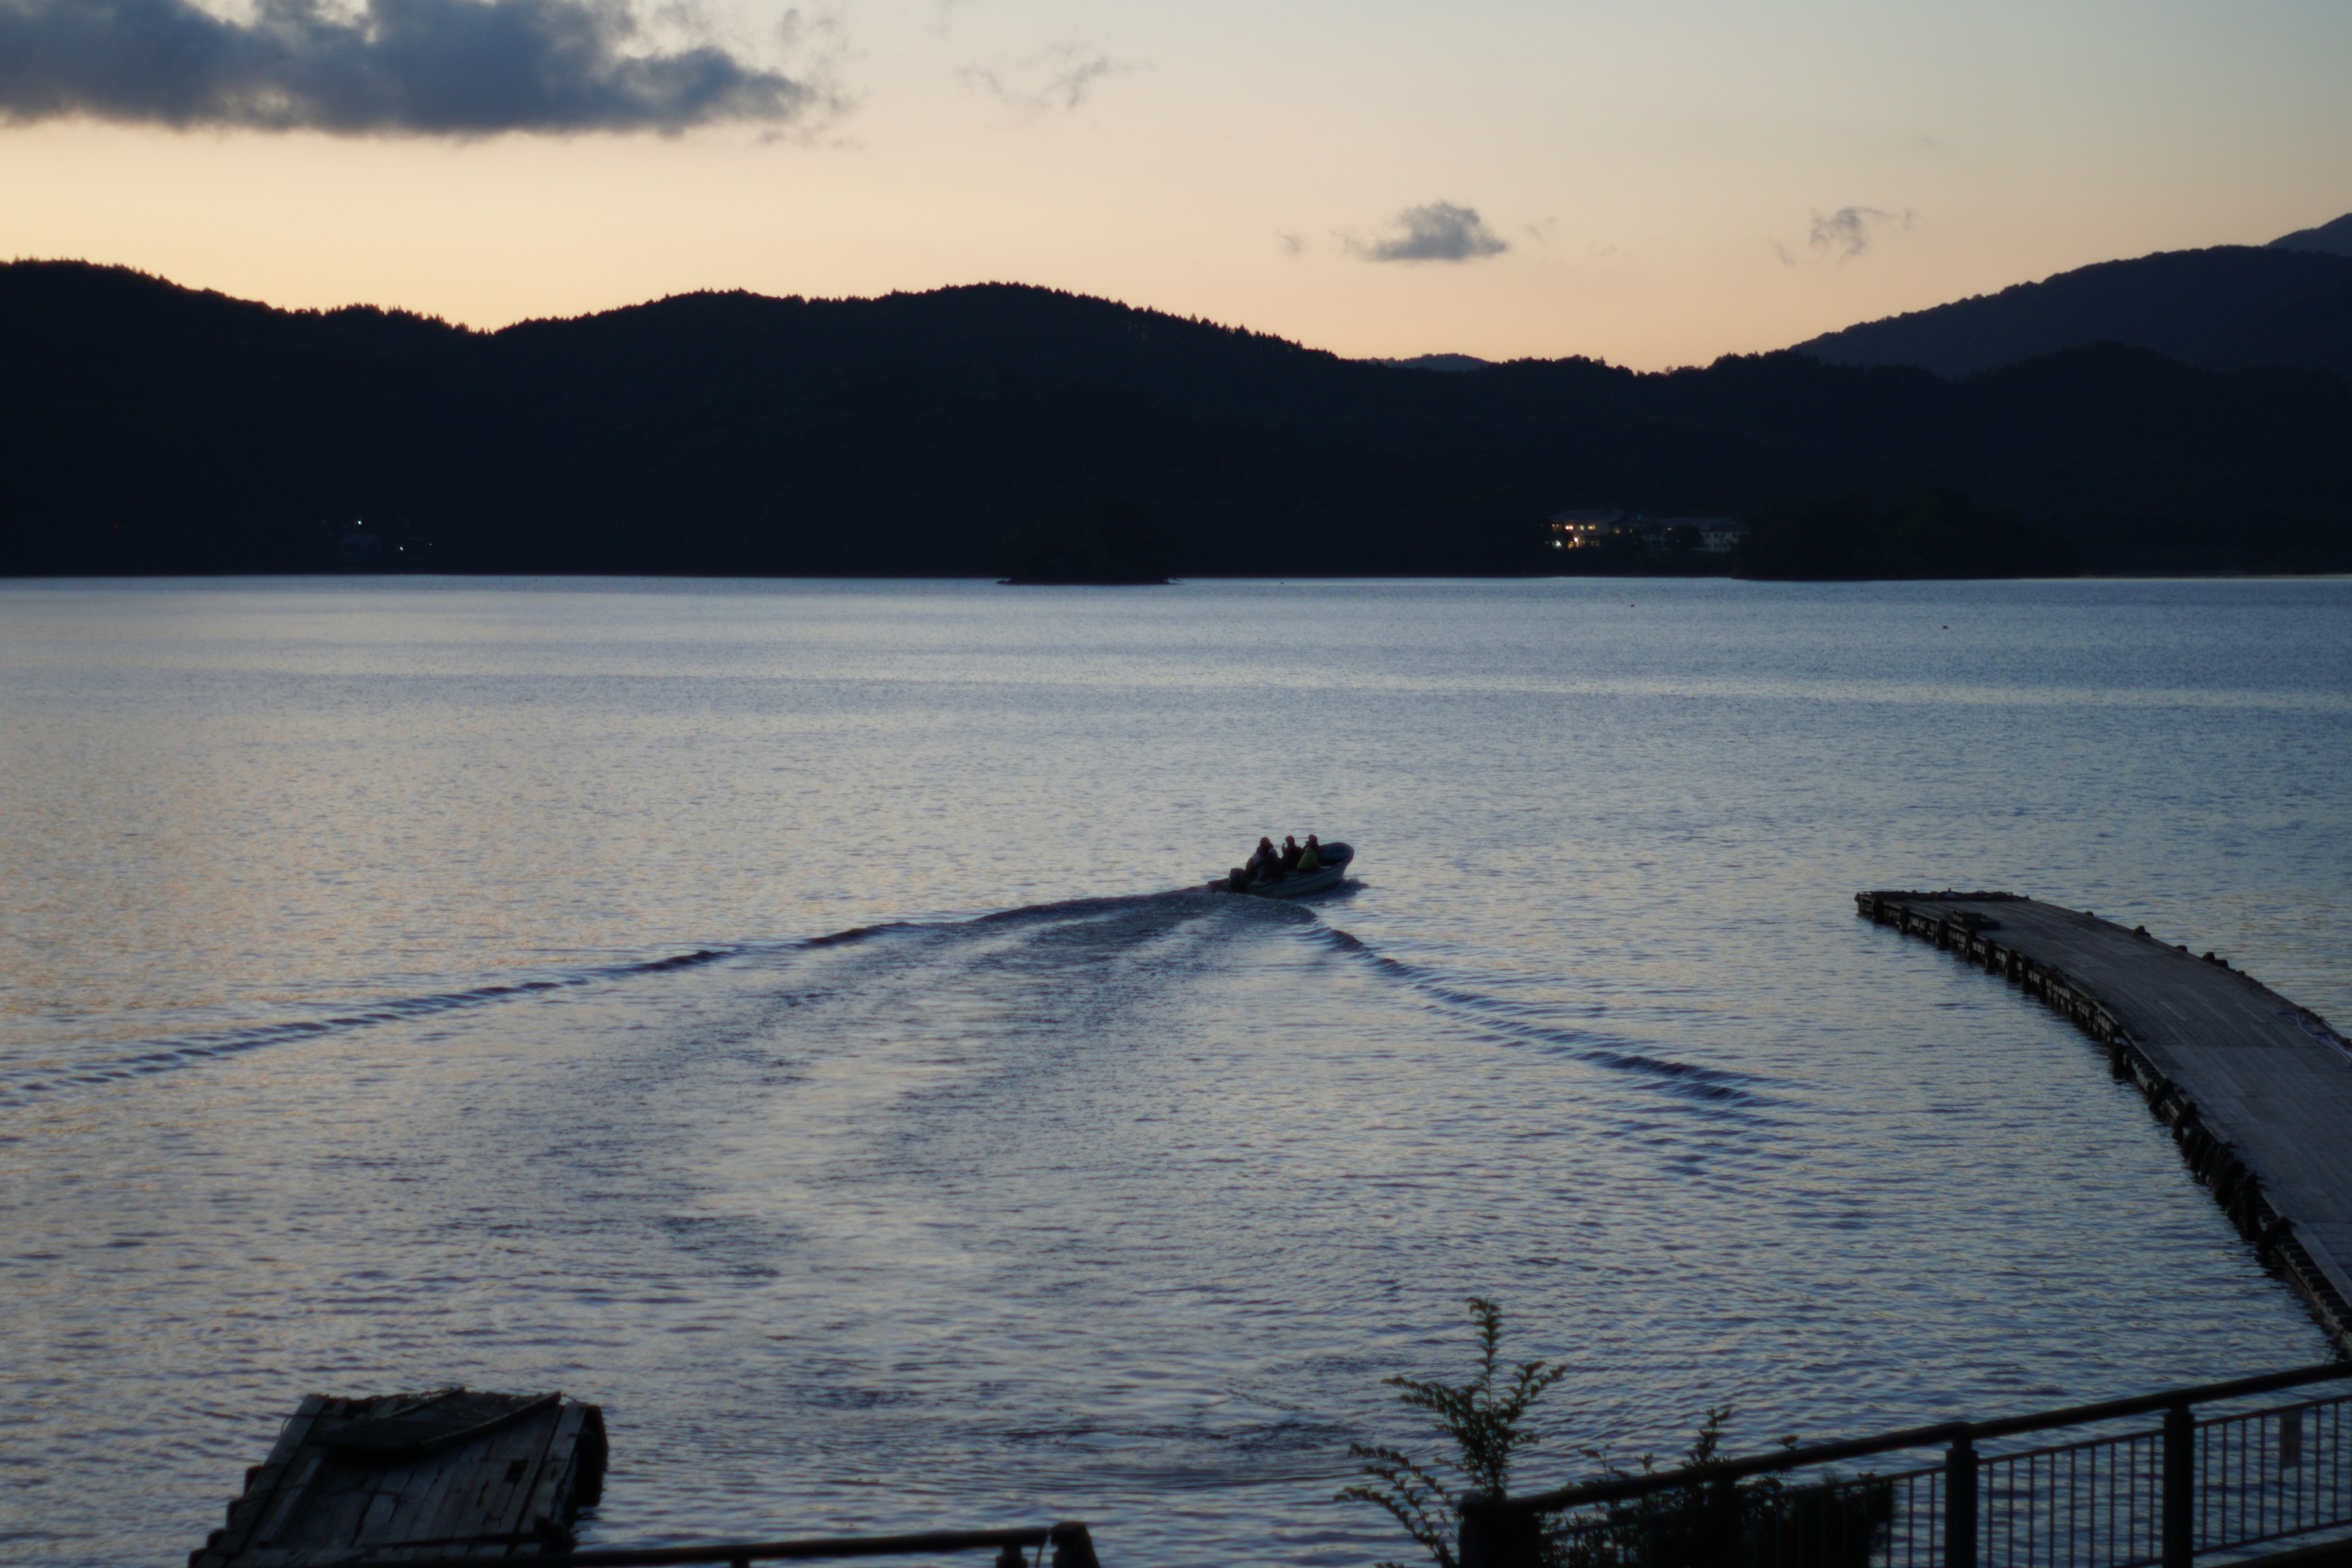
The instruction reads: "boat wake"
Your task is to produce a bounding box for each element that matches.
[0,930,902,1110]
[1305,924,1776,1107]
[1,886,1770,1114]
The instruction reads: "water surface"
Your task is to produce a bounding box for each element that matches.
[4,576,2348,1566]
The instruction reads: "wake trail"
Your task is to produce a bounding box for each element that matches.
[6,884,1758,1115]
[0,888,1243,1109]
[1303,922,1778,1107]
[0,925,911,1110]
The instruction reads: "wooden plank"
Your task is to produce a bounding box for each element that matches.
[284,1396,415,1557]
[193,1395,334,1567]
[323,1392,558,1463]
[511,1402,591,1544]
[1860,890,2352,1349]
[472,1409,566,1557]
[244,1449,330,1554]
[383,1432,511,1562]
[352,1399,573,1560]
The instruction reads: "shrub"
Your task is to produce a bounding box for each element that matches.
[1343,1303,1895,1568]
[1338,1297,1566,1568]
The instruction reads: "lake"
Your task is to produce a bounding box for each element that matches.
[4,575,2348,1566]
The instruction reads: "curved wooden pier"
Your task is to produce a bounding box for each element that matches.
[1858,890,2352,1353]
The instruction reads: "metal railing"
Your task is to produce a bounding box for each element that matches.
[1459,1366,2352,1568]
[334,1521,1099,1568]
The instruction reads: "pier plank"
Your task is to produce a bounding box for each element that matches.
[1860,891,2352,1349]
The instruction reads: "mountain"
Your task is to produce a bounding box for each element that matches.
[3,259,2349,578]
[1794,241,2352,381]
[1367,353,1493,372]
[2271,214,2352,257]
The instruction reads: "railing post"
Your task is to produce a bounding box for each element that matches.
[2162,1402,2195,1568]
[1049,1522,1100,1568]
[1458,1493,1542,1568]
[1705,1476,1741,1566]
[1944,1433,1977,1568]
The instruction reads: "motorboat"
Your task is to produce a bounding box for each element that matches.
[1210,842,1354,899]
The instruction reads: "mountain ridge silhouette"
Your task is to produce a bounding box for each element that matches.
[1795,222,2352,380]
[4,258,2347,578]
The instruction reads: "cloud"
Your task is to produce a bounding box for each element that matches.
[0,0,819,134]
[1277,232,1305,257]
[1807,205,1914,260]
[1346,201,1508,263]
[959,43,1130,118]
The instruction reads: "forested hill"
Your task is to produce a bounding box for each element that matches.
[1794,243,2352,382]
[5,258,2351,578]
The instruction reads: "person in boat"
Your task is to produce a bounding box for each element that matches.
[1297,835,1322,873]
[1246,837,1278,881]
[1280,836,1303,872]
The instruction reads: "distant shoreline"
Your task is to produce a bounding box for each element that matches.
[9,568,2351,586]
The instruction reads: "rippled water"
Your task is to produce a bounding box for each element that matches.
[4,576,2350,1567]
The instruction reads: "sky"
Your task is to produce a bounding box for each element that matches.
[1,0,2349,369]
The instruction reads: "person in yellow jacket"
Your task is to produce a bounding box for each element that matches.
[1296,835,1323,873]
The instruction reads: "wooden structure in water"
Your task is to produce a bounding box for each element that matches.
[190,1389,606,1566]
[1859,891,2352,1351]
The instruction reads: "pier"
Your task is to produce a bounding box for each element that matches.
[1857,890,2352,1352]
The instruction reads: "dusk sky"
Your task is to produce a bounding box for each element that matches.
[3,0,2348,367]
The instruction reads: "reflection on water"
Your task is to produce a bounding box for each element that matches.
[2,576,2348,1566]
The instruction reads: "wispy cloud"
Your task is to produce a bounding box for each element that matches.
[1344,201,1509,263]
[959,43,1131,118]
[1277,232,1305,257]
[0,0,819,134]
[1807,205,1914,260]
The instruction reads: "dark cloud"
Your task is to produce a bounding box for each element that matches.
[1809,205,1913,259]
[0,0,817,134]
[1349,201,1508,263]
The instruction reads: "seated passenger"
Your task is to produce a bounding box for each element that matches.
[1297,836,1322,873]
[1247,837,1277,880]
[1281,836,1303,872]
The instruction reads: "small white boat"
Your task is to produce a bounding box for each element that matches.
[1210,842,1355,899]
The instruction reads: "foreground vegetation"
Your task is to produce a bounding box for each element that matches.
[1344,1300,1894,1568]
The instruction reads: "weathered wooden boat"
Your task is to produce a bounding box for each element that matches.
[189,1388,606,1566]
[1209,841,1354,899]
[191,1389,1109,1568]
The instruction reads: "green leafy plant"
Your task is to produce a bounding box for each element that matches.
[1338,1296,1567,1568]
[1343,1305,1894,1568]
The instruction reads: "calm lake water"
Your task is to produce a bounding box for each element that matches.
[4,576,2350,1566]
